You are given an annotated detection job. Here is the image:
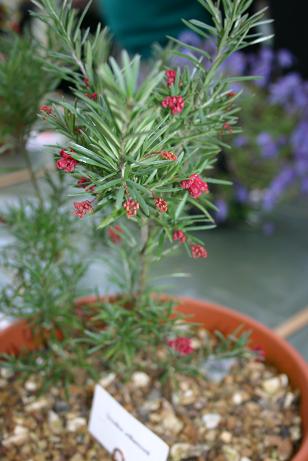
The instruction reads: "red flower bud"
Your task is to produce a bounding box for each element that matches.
[191,244,208,259]
[173,230,187,244]
[160,151,177,161]
[181,174,209,199]
[154,197,168,213]
[73,200,93,219]
[107,225,124,244]
[123,198,140,218]
[167,337,193,356]
[40,105,52,115]
[56,149,78,173]
[161,95,184,114]
[165,69,177,87]
[85,92,97,101]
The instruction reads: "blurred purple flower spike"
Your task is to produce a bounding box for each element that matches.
[234,135,248,148]
[178,30,202,48]
[301,177,308,194]
[257,132,278,158]
[221,51,246,76]
[291,121,308,157]
[269,73,308,111]
[277,49,294,69]
[263,166,295,210]
[214,199,229,223]
[234,182,249,204]
[249,47,273,87]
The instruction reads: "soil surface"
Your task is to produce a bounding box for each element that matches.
[0,348,302,461]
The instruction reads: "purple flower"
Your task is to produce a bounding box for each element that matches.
[277,49,294,69]
[269,73,308,111]
[263,166,295,210]
[203,37,218,59]
[249,48,273,87]
[234,135,248,148]
[214,199,229,223]
[170,48,195,68]
[221,52,246,76]
[301,177,308,194]
[234,182,248,203]
[295,158,308,176]
[291,121,308,157]
[256,132,278,158]
[178,30,202,48]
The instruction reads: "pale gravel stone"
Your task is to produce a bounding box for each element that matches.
[202,413,221,429]
[131,371,150,388]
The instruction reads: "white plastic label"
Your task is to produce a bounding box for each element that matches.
[89,385,169,461]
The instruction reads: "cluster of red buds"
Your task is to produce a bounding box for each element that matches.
[181,174,209,199]
[56,149,78,173]
[40,105,53,115]
[123,198,140,218]
[83,76,90,88]
[165,69,177,87]
[161,95,184,115]
[107,225,124,244]
[77,177,96,193]
[167,337,194,356]
[173,230,187,244]
[154,197,168,213]
[160,151,177,161]
[85,92,97,101]
[73,200,93,219]
[227,90,237,98]
[223,122,233,133]
[191,244,208,259]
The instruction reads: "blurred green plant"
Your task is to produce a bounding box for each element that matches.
[0,32,58,203]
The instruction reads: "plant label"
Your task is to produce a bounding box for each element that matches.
[89,384,169,461]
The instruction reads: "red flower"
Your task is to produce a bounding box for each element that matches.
[161,96,184,115]
[73,200,93,219]
[167,337,193,356]
[40,105,52,115]
[85,92,97,101]
[154,197,168,213]
[160,151,177,161]
[173,229,187,244]
[191,244,208,259]
[223,122,233,133]
[76,177,96,193]
[83,77,90,88]
[56,149,78,173]
[10,22,21,34]
[107,225,124,244]
[181,174,209,199]
[123,198,140,218]
[165,69,177,87]
[227,91,236,98]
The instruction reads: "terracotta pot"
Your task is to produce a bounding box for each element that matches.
[0,296,307,460]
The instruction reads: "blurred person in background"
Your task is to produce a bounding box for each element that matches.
[96,0,210,57]
[71,0,308,78]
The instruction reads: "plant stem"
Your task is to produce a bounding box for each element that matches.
[138,218,150,297]
[21,139,44,207]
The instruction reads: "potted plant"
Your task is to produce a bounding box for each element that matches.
[1,1,307,460]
